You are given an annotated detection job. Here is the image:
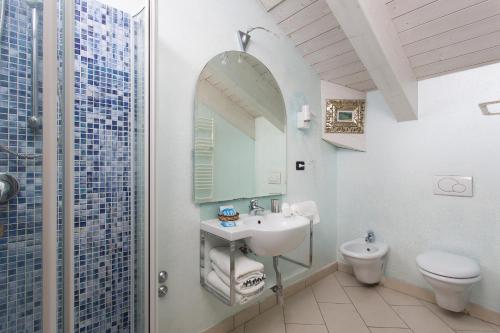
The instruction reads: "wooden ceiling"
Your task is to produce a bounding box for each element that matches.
[388,0,500,79]
[259,0,500,91]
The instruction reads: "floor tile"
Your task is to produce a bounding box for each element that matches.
[244,305,286,333]
[286,323,329,333]
[345,287,407,328]
[284,287,324,324]
[369,329,412,333]
[423,301,499,331]
[319,303,371,333]
[376,286,421,305]
[218,271,500,333]
[393,305,455,333]
[312,274,351,303]
[334,271,363,286]
[460,331,500,333]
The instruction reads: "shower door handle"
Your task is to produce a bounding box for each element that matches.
[158,285,168,298]
[158,271,168,283]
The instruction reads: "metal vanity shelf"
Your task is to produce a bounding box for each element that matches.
[200,217,314,306]
[200,230,242,306]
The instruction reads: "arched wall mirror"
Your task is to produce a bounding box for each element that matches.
[194,51,287,203]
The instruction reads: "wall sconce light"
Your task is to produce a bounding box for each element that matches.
[297,105,313,129]
[237,26,278,52]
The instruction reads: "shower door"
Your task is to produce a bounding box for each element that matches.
[0,0,59,331]
[0,0,151,332]
[63,0,151,331]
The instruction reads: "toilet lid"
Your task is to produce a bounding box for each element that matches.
[416,251,480,279]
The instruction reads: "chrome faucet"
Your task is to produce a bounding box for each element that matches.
[365,230,375,243]
[249,199,265,216]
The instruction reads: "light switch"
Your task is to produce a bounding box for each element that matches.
[433,175,473,197]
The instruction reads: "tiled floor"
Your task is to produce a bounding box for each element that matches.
[232,271,500,333]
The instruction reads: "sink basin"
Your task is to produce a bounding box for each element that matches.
[242,213,309,256]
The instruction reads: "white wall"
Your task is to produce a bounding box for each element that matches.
[156,0,338,332]
[337,63,500,312]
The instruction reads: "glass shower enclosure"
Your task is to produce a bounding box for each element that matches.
[0,0,150,332]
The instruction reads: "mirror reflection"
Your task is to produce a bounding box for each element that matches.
[194,51,287,203]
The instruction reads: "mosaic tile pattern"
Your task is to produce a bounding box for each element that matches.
[0,0,44,332]
[0,0,142,331]
[73,1,135,331]
[57,0,65,331]
[133,11,146,333]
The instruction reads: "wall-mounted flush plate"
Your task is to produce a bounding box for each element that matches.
[433,175,473,197]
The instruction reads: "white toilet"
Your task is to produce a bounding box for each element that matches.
[340,236,389,284]
[416,251,481,312]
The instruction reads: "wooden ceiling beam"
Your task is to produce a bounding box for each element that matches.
[326,0,418,121]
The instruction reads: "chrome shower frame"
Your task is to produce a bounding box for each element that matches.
[27,0,43,131]
[41,0,58,331]
[22,0,156,331]
[0,0,5,40]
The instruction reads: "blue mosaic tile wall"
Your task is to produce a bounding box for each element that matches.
[0,0,44,332]
[133,12,146,332]
[73,1,135,331]
[57,0,65,332]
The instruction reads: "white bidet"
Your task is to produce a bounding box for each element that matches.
[340,236,389,284]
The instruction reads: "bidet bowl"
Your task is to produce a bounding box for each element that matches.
[243,213,309,257]
[340,238,389,284]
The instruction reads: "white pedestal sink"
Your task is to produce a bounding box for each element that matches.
[200,213,310,256]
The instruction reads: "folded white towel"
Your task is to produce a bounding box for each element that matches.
[290,200,320,224]
[211,263,265,295]
[209,247,264,281]
[206,271,264,305]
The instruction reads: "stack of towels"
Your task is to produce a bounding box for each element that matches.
[206,247,266,304]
